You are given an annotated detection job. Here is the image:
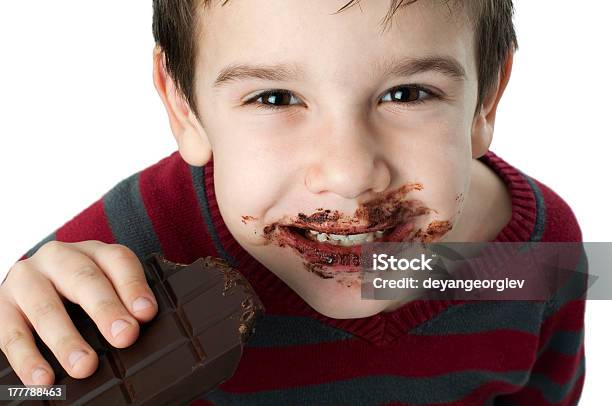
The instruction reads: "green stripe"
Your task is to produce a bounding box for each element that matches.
[201,370,529,406]
[411,301,544,336]
[190,164,237,266]
[536,329,584,358]
[481,172,546,276]
[526,353,585,404]
[519,172,546,243]
[103,172,161,262]
[245,315,354,347]
[542,250,588,320]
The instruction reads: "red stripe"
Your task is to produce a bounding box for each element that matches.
[538,300,585,352]
[55,199,115,244]
[566,372,586,406]
[139,152,218,264]
[498,371,585,406]
[220,330,537,392]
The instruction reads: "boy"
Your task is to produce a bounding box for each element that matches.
[0,0,585,404]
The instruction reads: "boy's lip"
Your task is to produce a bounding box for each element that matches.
[272,218,418,269]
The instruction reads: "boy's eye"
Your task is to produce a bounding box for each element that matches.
[380,85,435,105]
[245,90,301,110]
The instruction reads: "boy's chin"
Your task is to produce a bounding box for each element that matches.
[308,296,401,319]
[291,276,405,319]
[249,246,410,319]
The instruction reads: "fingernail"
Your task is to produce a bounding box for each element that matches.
[68,350,87,368]
[31,367,48,383]
[132,296,153,312]
[111,319,130,338]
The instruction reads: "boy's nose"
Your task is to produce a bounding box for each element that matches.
[304,121,391,200]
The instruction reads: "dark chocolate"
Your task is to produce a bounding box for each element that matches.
[0,253,264,405]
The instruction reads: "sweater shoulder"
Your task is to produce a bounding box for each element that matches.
[118,150,221,264]
[525,175,583,242]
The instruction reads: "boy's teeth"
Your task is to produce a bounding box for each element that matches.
[306,229,385,246]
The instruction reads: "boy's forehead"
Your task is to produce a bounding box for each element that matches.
[196,0,476,86]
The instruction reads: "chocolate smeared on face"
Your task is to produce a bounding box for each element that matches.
[413,220,453,243]
[258,182,451,280]
[336,272,363,288]
[304,262,334,279]
[304,262,363,288]
[355,182,424,224]
[297,209,341,225]
[241,215,257,224]
[293,243,362,267]
[263,224,277,241]
[454,193,465,215]
[290,183,425,233]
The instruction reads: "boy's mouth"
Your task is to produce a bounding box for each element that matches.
[298,227,387,246]
[283,220,414,247]
[255,182,435,276]
[266,212,422,271]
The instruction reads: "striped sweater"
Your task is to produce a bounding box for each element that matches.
[15,150,586,405]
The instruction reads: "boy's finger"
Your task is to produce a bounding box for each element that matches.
[73,241,158,322]
[0,297,55,386]
[29,244,141,350]
[9,266,98,379]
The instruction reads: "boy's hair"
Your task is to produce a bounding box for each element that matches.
[152,0,517,120]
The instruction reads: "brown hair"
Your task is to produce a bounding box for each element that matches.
[152,0,517,120]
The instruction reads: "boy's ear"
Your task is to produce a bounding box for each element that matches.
[152,45,212,166]
[471,52,514,159]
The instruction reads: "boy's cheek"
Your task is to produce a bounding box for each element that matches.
[214,166,284,243]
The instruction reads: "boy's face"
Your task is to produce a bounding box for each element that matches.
[170,0,491,318]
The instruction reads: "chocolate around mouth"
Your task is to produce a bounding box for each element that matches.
[265,217,453,270]
[258,183,441,275]
[286,201,431,234]
[261,200,433,269]
[267,217,419,269]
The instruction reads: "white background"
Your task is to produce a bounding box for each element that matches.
[0,1,610,403]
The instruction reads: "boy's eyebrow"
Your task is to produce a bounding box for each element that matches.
[382,55,467,82]
[213,63,305,88]
[212,55,466,88]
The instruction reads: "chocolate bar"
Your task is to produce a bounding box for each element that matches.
[0,253,264,405]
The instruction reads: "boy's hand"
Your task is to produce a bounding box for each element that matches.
[0,240,158,385]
